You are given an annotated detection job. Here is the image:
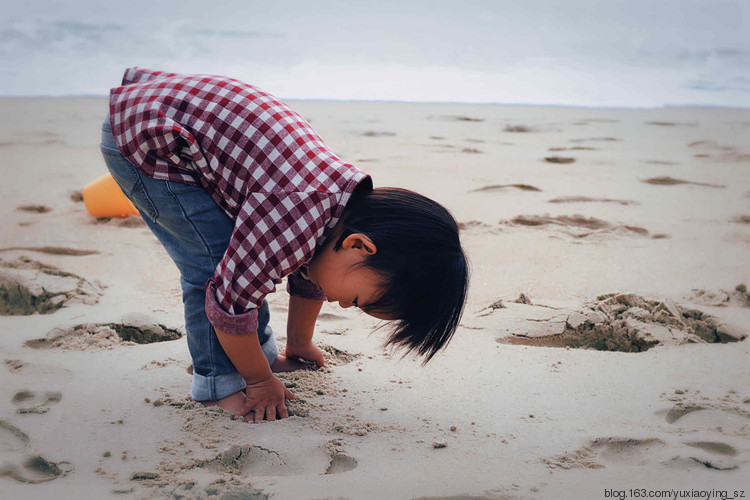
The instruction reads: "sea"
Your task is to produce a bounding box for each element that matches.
[1,0,748,108]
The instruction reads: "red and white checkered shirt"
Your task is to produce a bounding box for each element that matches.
[109,68,371,335]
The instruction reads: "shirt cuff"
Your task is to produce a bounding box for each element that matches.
[287,269,327,301]
[204,279,259,335]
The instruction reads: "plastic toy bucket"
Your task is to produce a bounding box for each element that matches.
[83,173,140,217]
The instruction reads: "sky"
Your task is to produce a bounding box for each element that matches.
[1,0,748,108]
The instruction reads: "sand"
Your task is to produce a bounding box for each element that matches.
[0,97,748,499]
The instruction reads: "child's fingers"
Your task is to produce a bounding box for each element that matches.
[265,404,278,422]
[234,397,256,420]
[253,408,265,424]
[284,387,299,400]
[277,402,289,419]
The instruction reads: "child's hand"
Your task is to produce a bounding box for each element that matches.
[235,374,298,423]
[283,340,326,368]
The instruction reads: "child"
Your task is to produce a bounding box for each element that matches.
[100,68,469,423]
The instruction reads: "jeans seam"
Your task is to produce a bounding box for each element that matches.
[165,180,225,396]
[165,181,223,264]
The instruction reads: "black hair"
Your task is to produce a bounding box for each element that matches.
[335,186,470,363]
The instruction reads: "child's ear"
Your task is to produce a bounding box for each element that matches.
[342,233,377,256]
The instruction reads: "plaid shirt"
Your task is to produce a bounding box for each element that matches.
[109,68,371,335]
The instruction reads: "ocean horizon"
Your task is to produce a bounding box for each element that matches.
[2,94,748,112]
[2,0,748,109]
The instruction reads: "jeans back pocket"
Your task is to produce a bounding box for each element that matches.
[100,145,159,222]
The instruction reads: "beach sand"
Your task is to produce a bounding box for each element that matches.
[0,97,748,499]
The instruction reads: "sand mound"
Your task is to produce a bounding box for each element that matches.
[503,292,746,352]
[685,284,750,308]
[25,314,182,350]
[0,258,103,315]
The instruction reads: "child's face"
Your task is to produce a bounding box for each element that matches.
[307,234,392,320]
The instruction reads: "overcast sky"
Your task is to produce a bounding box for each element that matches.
[1,0,748,107]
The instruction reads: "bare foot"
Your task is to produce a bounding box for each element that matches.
[271,353,313,373]
[195,391,246,415]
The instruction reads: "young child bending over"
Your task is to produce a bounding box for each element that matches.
[100,68,469,423]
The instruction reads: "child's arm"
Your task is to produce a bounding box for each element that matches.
[214,328,297,422]
[284,295,326,367]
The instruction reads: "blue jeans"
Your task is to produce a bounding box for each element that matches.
[99,116,278,401]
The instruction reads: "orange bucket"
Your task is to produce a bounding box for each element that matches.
[83,173,140,217]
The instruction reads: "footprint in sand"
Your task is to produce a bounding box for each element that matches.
[545,436,744,471]
[0,258,103,315]
[4,359,74,382]
[543,438,669,469]
[191,444,290,477]
[0,421,30,452]
[0,455,74,484]
[0,421,73,483]
[11,390,62,415]
[660,404,750,431]
[325,452,358,474]
[24,314,182,351]
[4,359,27,374]
[657,404,748,471]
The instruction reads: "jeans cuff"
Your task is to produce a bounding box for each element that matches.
[190,370,246,402]
[189,328,279,402]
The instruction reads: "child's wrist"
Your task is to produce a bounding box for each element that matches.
[244,369,274,385]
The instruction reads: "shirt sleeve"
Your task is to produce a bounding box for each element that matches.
[205,190,337,335]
